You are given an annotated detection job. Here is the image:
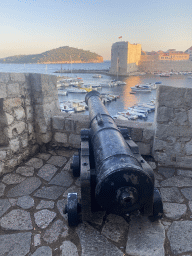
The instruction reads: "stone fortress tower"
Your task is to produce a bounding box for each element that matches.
[109,41,141,76]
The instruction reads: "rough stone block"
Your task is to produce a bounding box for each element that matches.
[188,109,192,124]
[0,151,6,161]
[40,132,52,144]
[7,83,20,97]
[21,133,28,148]
[185,140,192,155]
[68,134,81,148]
[177,169,192,177]
[0,73,10,83]
[142,128,154,142]
[54,132,68,144]
[153,139,167,151]
[10,73,26,82]
[3,98,22,111]
[157,123,192,139]
[65,119,76,133]
[157,85,185,108]
[176,156,192,168]
[10,138,20,153]
[156,106,174,123]
[14,107,25,120]
[27,123,34,134]
[5,113,14,125]
[136,142,151,155]
[0,84,7,98]
[6,158,18,169]
[130,128,143,141]
[174,110,188,126]
[154,152,168,166]
[0,162,4,175]
[6,121,26,138]
[52,116,65,130]
[75,117,89,134]
[184,88,192,108]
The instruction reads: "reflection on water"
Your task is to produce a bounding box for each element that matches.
[123,76,141,109]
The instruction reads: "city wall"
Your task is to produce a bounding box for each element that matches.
[139,59,192,73]
[0,72,192,176]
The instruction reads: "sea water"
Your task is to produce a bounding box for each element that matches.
[0,61,192,122]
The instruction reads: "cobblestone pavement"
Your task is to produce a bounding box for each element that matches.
[1,148,192,256]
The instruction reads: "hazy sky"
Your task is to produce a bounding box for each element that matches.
[0,0,192,60]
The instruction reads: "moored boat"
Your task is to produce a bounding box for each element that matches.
[92,74,102,78]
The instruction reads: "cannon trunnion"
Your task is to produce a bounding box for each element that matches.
[65,91,163,226]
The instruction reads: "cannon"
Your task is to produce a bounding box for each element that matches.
[65,91,163,226]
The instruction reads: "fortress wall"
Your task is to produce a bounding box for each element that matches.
[110,42,128,75]
[153,85,192,168]
[0,73,60,175]
[139,60,192,73]
[127,43,141,65]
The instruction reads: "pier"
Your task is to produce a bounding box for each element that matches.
[54,69,110,75]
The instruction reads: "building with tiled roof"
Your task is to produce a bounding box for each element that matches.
[185,46,192,61]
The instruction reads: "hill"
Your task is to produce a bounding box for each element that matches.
[0,46,103,64]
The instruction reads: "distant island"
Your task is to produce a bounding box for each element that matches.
[0,46,103,64]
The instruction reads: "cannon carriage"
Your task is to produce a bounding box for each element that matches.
[65,91,163,226]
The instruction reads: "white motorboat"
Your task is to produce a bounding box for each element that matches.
[131,87,151,93]
[92,74,102,78]
[58,88,68,96]
[66,87,87,93]
[111,80,126,86]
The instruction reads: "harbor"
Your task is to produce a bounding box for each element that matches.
[0,62,192,123]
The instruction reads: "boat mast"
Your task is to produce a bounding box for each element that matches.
[70,55,72,74]
[117,57,119,80]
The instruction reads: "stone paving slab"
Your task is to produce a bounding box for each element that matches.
[0,232,32,256]
[0,148,192,255]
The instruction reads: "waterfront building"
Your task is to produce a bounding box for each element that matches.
[109,41,141,75]
[158,50,189,61]
[185,46,192,61]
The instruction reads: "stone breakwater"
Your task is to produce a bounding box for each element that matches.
[0,148,192,255]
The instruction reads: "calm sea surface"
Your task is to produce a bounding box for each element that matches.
[1,61,192,122]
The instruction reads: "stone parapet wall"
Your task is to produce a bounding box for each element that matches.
[153,85,192,168]
[51,113,154,155]
[0,73,60,175]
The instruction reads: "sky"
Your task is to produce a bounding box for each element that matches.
[0,0,192,60]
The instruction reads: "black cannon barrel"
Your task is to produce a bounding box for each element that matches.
[85,91,154,215]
